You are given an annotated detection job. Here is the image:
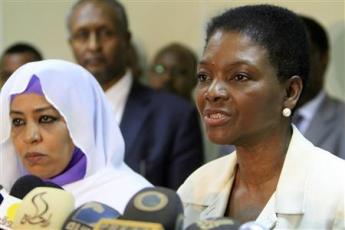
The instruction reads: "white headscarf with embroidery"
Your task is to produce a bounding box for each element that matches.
[0,59,151,211]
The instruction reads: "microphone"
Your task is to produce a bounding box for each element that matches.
[0,186,22,229]
[10,175,63,199]
[186,217,241,230]
[94,218,164,230]
[118,186,184,230]
[45,181,64,189]
[13,187,75,229]
[186,218,267,230]
[0,190,3,206]
[62,201,121,230]
[239,221,266,230]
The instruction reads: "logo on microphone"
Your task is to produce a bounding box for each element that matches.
[20,191,51,227]
[194,218,238,229]
[133,191,168,212]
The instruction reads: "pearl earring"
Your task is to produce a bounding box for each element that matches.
[282,108,291,117]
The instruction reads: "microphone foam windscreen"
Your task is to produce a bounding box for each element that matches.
[121,186,184,230]
[239,221,266,230]
[62,201,121,230]
[186,217,241,230]
[0,188,22,229]
[0,192,3,205]
[10,175,47,199]
[13,187,75,230]
[94,219,164,230]
[44,181,64,190]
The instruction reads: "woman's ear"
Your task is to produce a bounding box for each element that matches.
[283,75,303,110]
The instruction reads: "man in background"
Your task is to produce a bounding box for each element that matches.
[0,43,42,87]
[66,0,203,189]
[293,15,345,159]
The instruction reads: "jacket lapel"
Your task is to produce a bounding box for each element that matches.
[305,95,335,145]
[197,154,238,220]
[256,127,313,229]
[199,177,234,220]
[189,128,313,229]
[120,82,152,156]
[256,195,277,229]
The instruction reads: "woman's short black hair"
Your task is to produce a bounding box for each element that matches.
[206,4,309,86]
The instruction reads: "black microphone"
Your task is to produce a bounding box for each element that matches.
[118,186,184,230]
[0,191,3,206]
[10,175,63,199]
[45,181,64,189]
[62,201,121,230]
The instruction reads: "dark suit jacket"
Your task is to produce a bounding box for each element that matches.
[303,94,345,159]
[120,81,204,189]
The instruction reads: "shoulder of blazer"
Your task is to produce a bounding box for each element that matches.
[129,81,196,113]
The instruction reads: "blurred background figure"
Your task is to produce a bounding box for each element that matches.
[293,15,345,159]
[67,0,203,189]
[0,43,43,87]
[149,42,222,162]
[149,43,197,102]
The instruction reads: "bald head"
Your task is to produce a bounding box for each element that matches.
[67,0,128,36]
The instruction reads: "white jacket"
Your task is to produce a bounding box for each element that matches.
[178,127,345,229]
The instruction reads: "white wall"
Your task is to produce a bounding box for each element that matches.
[0,1,4,54]
[1,0,344,99]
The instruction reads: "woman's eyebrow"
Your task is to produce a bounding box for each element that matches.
[10,106,57,115]
[34,106,56,113]
[9,110,23,115]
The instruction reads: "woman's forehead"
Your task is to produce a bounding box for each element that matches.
[10,93,54,112]
[203,31,269,64]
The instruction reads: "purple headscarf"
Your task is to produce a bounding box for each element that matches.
[11,75,86,186]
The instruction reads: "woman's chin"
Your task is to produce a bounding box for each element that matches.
[207,132,234,145]
[26,169,53,180]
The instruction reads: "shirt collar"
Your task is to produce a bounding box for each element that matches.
[298,91,325,121]
[105,69,133,123]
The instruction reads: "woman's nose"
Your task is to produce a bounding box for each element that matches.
[24,123,42,144]
[205,79,229,102]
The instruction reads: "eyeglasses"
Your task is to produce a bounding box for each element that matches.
[151,64,189,77]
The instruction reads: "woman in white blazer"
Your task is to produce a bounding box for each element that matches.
[177,4,345,229]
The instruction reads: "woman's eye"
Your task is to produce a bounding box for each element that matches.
[12,118,25,127]
[197,73,209,82]
[39,115,57,123]
[233,73,249,81]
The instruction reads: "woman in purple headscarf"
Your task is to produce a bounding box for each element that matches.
[0,59,151,212]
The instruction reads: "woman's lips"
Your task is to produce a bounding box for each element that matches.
[25,152,46,164]
[203,109,231,126]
